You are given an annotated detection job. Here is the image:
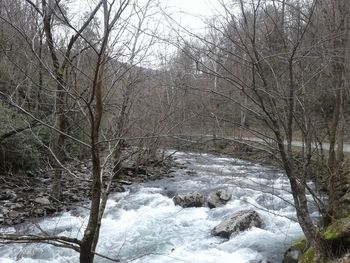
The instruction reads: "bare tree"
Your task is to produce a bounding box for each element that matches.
[164,0,350,259]
[0,0,156,262]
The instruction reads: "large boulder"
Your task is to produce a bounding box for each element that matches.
[212,210,262,238]
[322,215,350,241]
[207,189,232,208]
[0,189,17,201]
[173,192,205,208]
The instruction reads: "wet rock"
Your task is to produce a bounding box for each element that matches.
[8,211,20,218]
[0,189,17,201]
[173,192,205,208]
[33,208,45,216]
[34,197,51,205]
[186,170,196,176]
[12,216,25,224]
[283,250,301,263]
[43,206,57,213]
[164,189,176,198]
[282,239,306,263]
[70,194,80,201]
[10,203,24,210]
[0,213,5,224]
[0,206,9,213]
[110,185,125,193]
[207,189,232,208]
[4,219,13,225]
[118,180,133,185]
[212,210,263,238]
[22,187,34,192]
[149,174,161,181]
[16,247,45,260]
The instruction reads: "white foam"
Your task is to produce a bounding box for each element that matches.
[0,152,306,263]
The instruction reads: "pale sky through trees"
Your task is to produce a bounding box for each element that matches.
[68,0,222,68]
[165,0,217,27]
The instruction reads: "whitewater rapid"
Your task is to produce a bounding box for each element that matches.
[0,151,306,262]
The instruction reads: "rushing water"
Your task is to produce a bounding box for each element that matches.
[0,151,306,263]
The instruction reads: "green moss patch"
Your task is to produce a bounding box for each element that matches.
[300,247,316,263]
[323,216,350,240]
[292,238,307,252]
[300,247,327,263]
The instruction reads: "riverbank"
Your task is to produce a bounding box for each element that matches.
[2,146,349,262]
[3,143,262,227]
[176,139,280,167]
[0,154,176,226]
[177,138,332,186]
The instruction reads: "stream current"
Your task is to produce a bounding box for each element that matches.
[0,151,308,263]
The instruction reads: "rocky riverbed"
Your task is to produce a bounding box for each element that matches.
[0,156,175,226]
[0,151,308,262]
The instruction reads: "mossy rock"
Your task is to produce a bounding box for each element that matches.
[300,247,316,263]
[322,216,350,240]
[292,239,307,252]
[282,239,307,263]
[339,192,350,205]
[300,247,327,263]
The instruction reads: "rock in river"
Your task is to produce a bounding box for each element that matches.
[212,210,263,238]
[34,197,51,205]
[0,189,17,201]
[207,189,232,208]
[173,192,205,208]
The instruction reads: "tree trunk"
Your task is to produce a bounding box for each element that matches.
[52,79,67,200]
[113,142,124,178]
[239,91,247,139]
[79,146,102,263]
[42,2,67,201]
[328,74,341,169]
[79,2,109,255]
[79,76,103,262]
[276,131,326,257]
[336,91,345,162]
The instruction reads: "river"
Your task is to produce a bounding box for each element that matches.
[0,151,307,263]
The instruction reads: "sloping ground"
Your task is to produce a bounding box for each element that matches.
[0,156,175,226]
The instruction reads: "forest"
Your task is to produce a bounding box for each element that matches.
[0,0,349,262]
